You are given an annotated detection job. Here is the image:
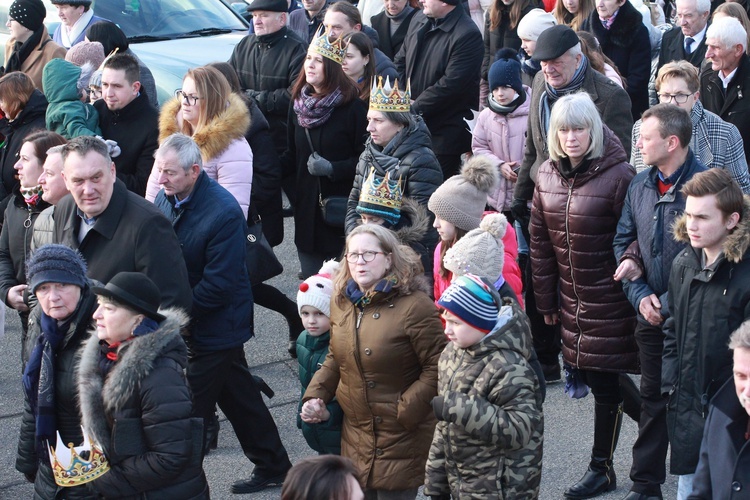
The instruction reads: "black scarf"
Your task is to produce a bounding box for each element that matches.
[6,27,45,74]
[487,91,526,115]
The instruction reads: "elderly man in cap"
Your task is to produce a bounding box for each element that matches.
[690,320,750,498]
[3,0,66,91]
[153,133,292,494]
[50,0,106,49]
[510,24,633,386]
[229,0,306,156]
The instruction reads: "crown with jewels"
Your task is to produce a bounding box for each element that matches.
[310,25,348,65]
[369,77,411,113]
[356,167,404,226]
[48,429,110,487]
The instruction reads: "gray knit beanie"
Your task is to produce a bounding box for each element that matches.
[428,155,499,232]
[443,213,507,281]
[26,244,88,293]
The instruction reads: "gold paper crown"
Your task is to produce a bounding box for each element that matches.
[369,77,411,113]
[357,167,404,225]
[310,26,348,65]
[48,429,110,487]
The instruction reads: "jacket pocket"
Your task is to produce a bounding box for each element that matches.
[112,418,147,459]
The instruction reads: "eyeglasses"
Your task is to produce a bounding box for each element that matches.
[175,90,200,105]
[345,251,387,263]
[88,88,102,99]
[657,93,692,104]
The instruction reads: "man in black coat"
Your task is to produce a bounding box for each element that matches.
[94,53,158,197]
[152,134,292,494]
[657,0,710,73]
[229,0,307,155]
[370,0,417,60]
[52,136,192,311]
[700,17,750,163]
[393,0,483,178]
[690,324,750,499]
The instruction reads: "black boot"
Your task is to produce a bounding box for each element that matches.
[203,412,220,456]
[565,403,623,499]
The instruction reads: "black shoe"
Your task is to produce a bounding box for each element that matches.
[282,205,293,218]
[297,271,304,280]
[542,362,562,382]
[202,413,219,456]
[564,465,616,499]
[622,492,662,500]
[288,340,298,358]
[231,470,288,494]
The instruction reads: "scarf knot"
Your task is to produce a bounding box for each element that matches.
[21,185,43,208]
[345,276,398,307]
[293,85,344,129]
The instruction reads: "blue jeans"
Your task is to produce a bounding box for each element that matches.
[677,474,695,499]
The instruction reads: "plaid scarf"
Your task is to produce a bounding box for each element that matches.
[294,85,344,129]
[21,184,43,208]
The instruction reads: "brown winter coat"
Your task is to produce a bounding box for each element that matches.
[530,126,638,373]
[304,279,446,490]
[4,27,66,93]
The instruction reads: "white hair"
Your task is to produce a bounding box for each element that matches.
[677,0,711,14]
[707,16,748,52]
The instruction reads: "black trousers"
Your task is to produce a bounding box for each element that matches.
[188,345,291,475]
[629,321,669,495]
[435,153,462,179]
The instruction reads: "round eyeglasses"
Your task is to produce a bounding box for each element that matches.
[346,251,387,263]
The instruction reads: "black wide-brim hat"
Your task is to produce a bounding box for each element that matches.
[92,272,166,322]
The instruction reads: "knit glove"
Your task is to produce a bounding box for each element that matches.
[95,136,121,158]
[511,197,530,232]
[431,395,446,421]
[307,152,333,177]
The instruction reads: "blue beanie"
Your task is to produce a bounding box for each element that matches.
[437,274,499,333]
[488,48,524,96]
[26,244,88,293]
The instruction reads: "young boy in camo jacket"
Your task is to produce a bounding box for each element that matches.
[424,274,544,499]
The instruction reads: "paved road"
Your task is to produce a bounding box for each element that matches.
[0,218,678,499]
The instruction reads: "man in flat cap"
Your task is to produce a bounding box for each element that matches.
[510,24,633,385]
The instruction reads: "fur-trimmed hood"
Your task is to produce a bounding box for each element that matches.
[77,307,190,454]
[590,0,645,48]
[158,93,250,162]
[672,195,750,263]
[392,197,430,247]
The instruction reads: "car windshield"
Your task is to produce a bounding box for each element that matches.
[91,0,247,39]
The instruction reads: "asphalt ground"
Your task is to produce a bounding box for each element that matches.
[0,217,678,499]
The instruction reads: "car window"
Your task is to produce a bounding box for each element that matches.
[92,0,247,38]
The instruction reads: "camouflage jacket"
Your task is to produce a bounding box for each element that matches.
[424,300,544,499]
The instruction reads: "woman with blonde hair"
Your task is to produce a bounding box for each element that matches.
[530,92,638,498]
[302,224,445,498]
[145,66,253,219]
[554,0,594,30]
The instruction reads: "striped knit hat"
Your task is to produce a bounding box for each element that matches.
[437,274,499,333]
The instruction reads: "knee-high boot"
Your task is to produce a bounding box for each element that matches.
[564,402,623,499]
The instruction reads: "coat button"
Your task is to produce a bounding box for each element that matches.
[367,381,375,388]
[653,215,657,220]
[373,312,380,319]
[364,348,372,355]
[733,481,742,491]
[376,448,383,456]
[375,416,382,423]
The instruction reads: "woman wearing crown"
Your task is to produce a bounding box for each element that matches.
[345,77,443,278]
[282,26,368,279]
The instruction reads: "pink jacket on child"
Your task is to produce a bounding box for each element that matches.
[471,85,531,212]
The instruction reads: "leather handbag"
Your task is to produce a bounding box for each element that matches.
[245,203,283,285]
[305,128,347,228]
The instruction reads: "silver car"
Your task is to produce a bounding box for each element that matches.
[1,0,249,105]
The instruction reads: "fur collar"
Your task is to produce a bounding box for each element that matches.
[592,0,643,48]
[77,308,189,454]
[392,197,430,247]
[158,93,250,162]
[672,195,750,263]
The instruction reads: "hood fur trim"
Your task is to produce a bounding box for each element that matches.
[672,195,750,263]
[393,197,430,246]
[159,93,250,162]
[77,308,189,454]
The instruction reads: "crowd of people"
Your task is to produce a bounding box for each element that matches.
[3,0,750,497]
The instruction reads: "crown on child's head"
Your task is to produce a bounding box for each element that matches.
[310,26,348,65]
[369,76,411,113]
[48,429,110,487]
[356,167,404,226]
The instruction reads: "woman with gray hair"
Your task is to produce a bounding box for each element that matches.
[529,92,639,499]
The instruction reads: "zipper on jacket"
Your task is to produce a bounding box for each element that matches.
[565,178,584,367]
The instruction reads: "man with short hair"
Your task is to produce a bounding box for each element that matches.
[632,61,750,193]
[691,320,750,498]
[289,0,328,42]
[657,0,710,72]
[614,104,707,500]
[31,145,68,250]
[50,0,105,48]
[323,1,398,80]
[393,0,483,178]
[510,24,633,382]
[52,136,191,311]
[230,0,307,155]
[152,134,292,494]
[662,168,750,498]
[94,53,158,196]
[700,16,750,161]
